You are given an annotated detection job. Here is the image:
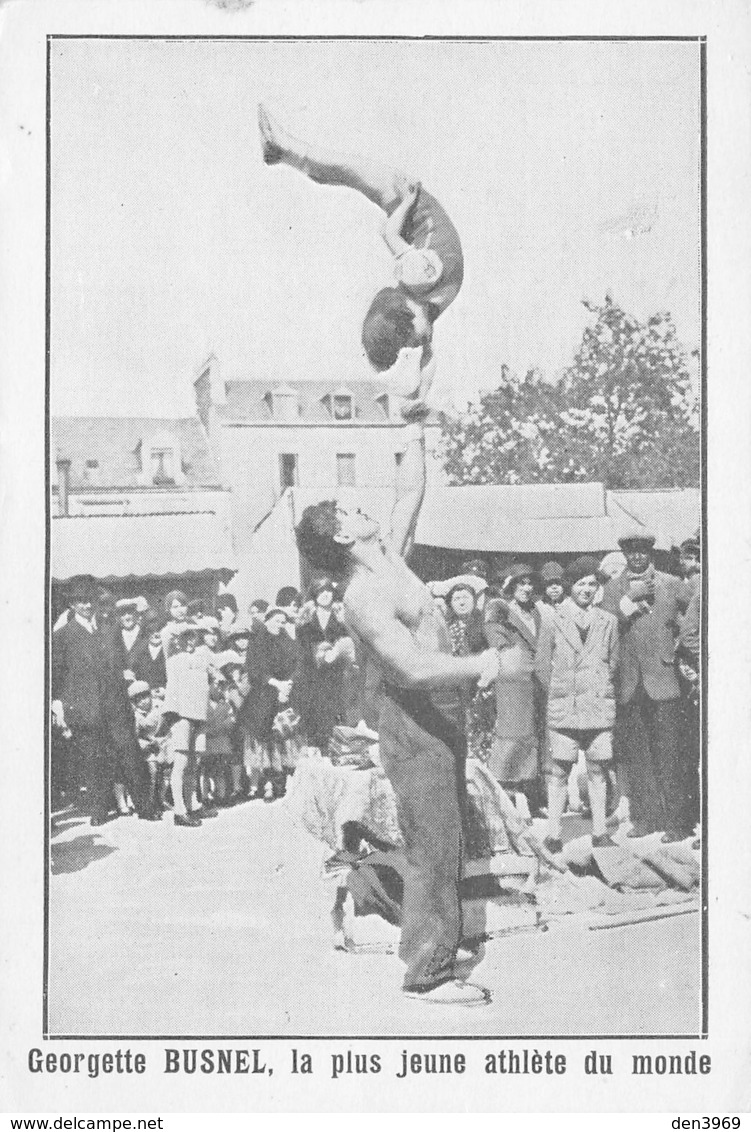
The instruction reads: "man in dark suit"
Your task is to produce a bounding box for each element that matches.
[52,577,151,824]
[600,530,692,841]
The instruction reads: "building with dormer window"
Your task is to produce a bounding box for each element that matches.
[192,355,444,603]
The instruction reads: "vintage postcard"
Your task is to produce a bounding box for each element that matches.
[1,0,750,1118]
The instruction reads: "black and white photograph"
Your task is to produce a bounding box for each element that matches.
[1,0,750,1118]
[46,33,704,1038]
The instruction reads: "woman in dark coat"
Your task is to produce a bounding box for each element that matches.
[241,607,300,798]
[442,579,494,762]
[293,577,352,755]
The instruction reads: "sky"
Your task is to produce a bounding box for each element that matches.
[50,38,702,417]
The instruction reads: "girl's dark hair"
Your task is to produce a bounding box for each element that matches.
[361,287,420,371]
[295,501,350,577]
[164,590,188,615]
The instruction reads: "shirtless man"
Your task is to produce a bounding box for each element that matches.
[295,380,499,1006]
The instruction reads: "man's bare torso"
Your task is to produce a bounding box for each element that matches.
[343,540,451,671]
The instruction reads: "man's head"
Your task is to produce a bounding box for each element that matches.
[679,534,700,578]
[249,598,269,625]
[276,587,301,619]
[67,576,96,620]
[563,556,601,609]
[215,594,238,629]
[295,501,379,577]
[618,530,656,575]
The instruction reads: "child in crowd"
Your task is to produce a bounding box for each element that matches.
[128,680,165,820]
[160,590,190,660]
[215,594,239,642]
[258,105,462,394]
[162,623,216,827]
[535,556,620,852]
[202,671,236,807]
[223,655,251,803]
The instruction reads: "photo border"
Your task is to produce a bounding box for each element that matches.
[43,31,708,1043]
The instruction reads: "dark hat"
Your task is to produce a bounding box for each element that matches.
[67,575,96,602]
[563,556,601,590]
[501,562,542,595]
[141,607,162,629]
[461,558,489,580]
[540,560,565,584]
[249,598,269,614]
[186,599,206,619]
[618,528,656,549]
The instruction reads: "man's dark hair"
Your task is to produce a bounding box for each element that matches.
[215,593,238,614]
[295,501,351,577]
[361,287,421,371]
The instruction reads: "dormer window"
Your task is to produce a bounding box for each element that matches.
[83,459,100,486]
[152,448,175,486]
[145,429,184,487]
[333,393,353,421]
[268,385,300,422]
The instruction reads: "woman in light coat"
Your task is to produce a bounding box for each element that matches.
[535,556,619,852]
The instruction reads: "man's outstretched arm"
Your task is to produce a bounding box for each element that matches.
[345,593,499,692]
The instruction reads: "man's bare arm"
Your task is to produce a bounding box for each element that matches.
[388,409,428,560]
[345,591,498,691]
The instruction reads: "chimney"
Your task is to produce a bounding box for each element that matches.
[56,457,71,517]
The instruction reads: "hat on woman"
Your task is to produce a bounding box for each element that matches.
[540,560,564,584]
[215,649,244,673]
[562,555,601,590]
[598,551,627,580]
[263,607,287,623]
[501,562,542,595]
[226,621,252,640]
[432,573,487,599]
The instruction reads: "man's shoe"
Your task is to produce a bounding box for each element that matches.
[592,834,618,849]
[174,813,201,828]
[138,811,162,822]
[626,823,654,839]
[404,980,492,1007]
[192,807,218,819]
[90,815,111,827]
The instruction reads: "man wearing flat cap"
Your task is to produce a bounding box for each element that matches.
[600,529,693,842]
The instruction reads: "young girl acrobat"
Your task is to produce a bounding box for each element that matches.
[258,105,463,399]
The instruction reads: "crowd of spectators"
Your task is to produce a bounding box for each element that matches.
[51,526,701,849]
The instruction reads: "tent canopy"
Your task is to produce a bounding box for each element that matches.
[51,511,236,583]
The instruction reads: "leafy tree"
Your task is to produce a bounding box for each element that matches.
[439,297,699,489]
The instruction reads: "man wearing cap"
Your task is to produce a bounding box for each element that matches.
[294,398,499,1007]
[112,599,144,683]
[600,530,692,841]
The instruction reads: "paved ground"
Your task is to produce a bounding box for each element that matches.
[48,798,702,1038]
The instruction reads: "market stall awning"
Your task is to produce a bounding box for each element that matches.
[414,483,619,553]
[51,511,237,583]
